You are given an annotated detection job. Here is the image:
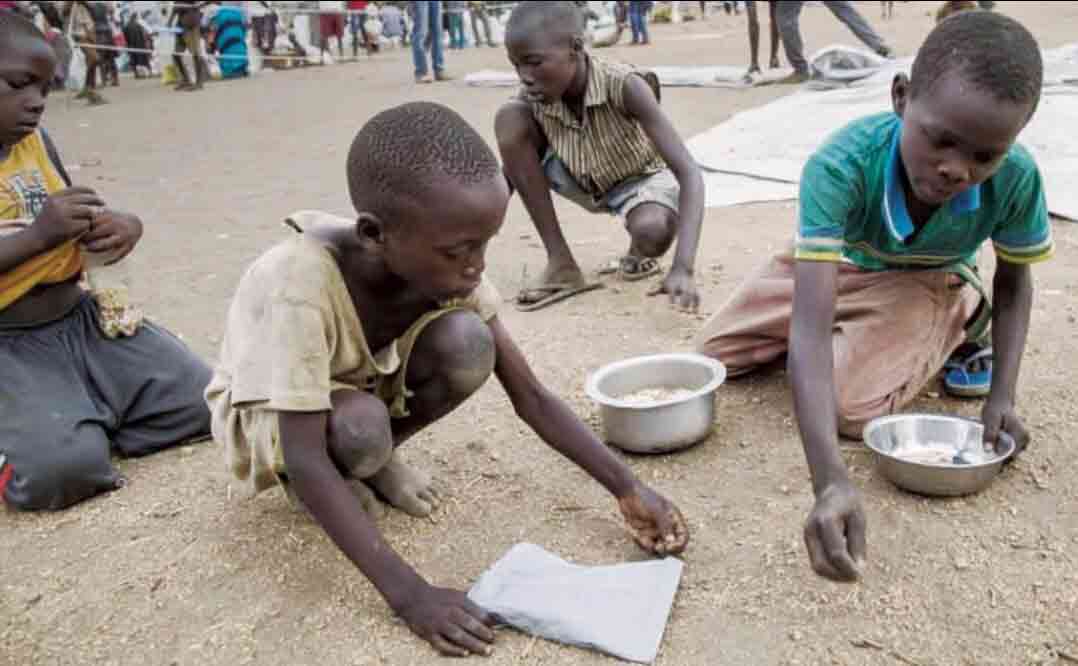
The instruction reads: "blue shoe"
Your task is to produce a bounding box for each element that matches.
[943,345,993,398]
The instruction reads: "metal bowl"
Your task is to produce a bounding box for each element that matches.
[586,353,726,454]
[863,414,1017,497]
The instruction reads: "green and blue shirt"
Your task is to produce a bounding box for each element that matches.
[795,112,1053,270]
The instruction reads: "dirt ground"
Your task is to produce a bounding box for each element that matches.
[4,2,1078,664]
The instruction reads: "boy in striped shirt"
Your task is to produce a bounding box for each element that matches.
[698,12,1052,582]
[496,1,704,312]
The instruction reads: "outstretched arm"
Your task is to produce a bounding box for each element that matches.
[980,260,1033,450]
[279,411,496,657]
[789,259,866,582]
[490,316,689,555]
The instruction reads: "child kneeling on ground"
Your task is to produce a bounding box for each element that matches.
[496,1,705,312]
[205,102,689,658]
[0,13,212,510]
[697,12,1051,583]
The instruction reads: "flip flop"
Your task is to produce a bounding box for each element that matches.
[619,256,663,282]
[598,256,663,282]
[515,282,603,312]
[943,345,993,398]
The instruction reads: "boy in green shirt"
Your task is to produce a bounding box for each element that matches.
[697,12,1051,582]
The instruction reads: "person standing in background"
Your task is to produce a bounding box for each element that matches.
[774,0,893,84]
[410,1,449,83]
[318,0,345,61]
[628,0,652,45]
[468,0,493,47]
[63,1,107,103]
[445,0,466,49]
[249,0,278,57]
[380,1,406,46]
[169,0,209,91]
[346,0,371,56]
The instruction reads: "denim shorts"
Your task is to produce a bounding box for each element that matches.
[542,151,680,219]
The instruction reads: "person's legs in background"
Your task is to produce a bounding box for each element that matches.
[822,1,892,56]
[775,0,809,79]
[428,1,446,78]
[628,2,642,43]
[448,11,463,49]
[470,5,493,46]
[411,0,431,80]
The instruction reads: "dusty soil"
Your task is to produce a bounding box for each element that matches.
[4,2,1077,665]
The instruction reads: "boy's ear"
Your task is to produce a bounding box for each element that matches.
[892,73,911,117]
[355,212,387,249]
[571,35,585,53]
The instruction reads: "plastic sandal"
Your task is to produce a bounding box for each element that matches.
[943,345,993,398]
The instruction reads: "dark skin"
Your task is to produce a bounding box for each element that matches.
[279,175,689,657]
[0,33,141,328]
[496,25,705,312]
[744,0,780,81]
[789,69,1035,582]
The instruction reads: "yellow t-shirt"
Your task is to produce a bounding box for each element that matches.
[0,130,81,312]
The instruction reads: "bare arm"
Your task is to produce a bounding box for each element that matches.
[494,101,579,272]
[621,74,706,280]
[789,260,846,492]
[279,411,496,657]
[789,259,865,582]
[981,260,1033,449]
[278,411,425,606]
[490,316,689,554]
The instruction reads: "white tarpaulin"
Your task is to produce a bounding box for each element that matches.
[689,44,1078,219]
[463,65,790,89]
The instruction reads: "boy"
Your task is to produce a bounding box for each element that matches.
[496,1,704,312]
[697,12,1051,582]
[205,102,689,658]
[0,13,211,510]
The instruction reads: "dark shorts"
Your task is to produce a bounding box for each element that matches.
[320,13,345,39]
[0,295,212,510]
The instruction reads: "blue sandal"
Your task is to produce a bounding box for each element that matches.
[943,346,993,398]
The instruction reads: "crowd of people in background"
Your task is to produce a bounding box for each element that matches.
[0,1,1006,100]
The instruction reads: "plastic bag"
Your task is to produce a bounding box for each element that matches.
[65,37,86,92]
[468,543,683,664]
[809,44,887,82]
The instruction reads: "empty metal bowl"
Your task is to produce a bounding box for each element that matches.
[586,353,726,454]
[862,414,1017,497]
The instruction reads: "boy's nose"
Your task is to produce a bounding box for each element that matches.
[939,160,971,186]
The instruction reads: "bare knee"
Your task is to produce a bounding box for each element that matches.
[412,311,495,397]
[328,391,393,478]
[626,205,677,258]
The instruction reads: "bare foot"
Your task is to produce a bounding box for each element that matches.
[368,455,440,517]
[535,261,588,289]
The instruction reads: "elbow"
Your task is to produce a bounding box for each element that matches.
[508,382,549,424]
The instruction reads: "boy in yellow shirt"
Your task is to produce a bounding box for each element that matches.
[0,13,211,510]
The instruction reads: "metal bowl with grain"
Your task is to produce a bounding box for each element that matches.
[586,353,726,454]
[863,414,1018,497]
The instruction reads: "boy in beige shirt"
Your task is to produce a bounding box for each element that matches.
[205,102,688,658]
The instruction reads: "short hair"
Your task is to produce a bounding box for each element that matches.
[0,10,49,51]
[910,11,1042,115]
[506,1,586,43]
[346,102,501,220]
